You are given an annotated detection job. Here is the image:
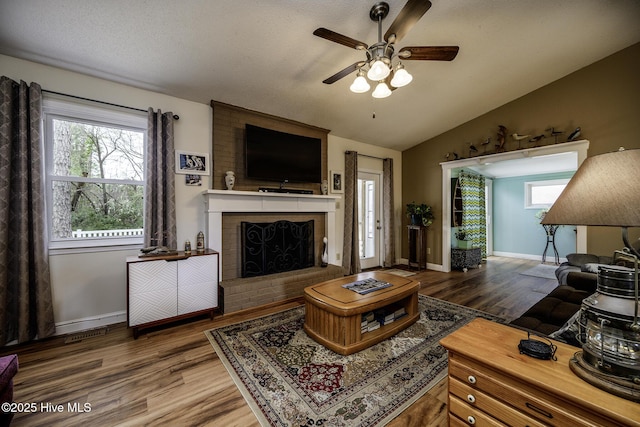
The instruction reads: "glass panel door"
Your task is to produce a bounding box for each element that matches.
[358,171,382,269]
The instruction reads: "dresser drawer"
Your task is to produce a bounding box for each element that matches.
[450,377,546,427]
[449,357,603,427]
[449,394,506,426]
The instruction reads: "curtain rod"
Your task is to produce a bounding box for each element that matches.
[42,89,180,120]
[345,151,388,161]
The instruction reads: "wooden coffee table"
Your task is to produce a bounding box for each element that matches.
[303,271,420,355]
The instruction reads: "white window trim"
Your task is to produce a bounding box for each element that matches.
[43,95,147,253]
[524,178,570,209]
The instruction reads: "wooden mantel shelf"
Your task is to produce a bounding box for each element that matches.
[204,189,340,200]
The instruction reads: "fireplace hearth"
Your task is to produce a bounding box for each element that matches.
[241,220,314,278]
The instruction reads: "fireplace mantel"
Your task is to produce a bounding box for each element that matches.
[203,189,340,280]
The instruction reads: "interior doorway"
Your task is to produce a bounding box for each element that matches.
[358,171,383,269]
[440,140,589,272]
[485,178,493,256]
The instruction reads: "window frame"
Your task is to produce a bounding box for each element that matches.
[524,178,570,210]
[43,96,147,253]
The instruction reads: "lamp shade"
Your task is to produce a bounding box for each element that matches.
[541,148,640,227]
[371,82,392,98]
[390,65,413,88]
[367,59,391,81]
[350,72,370,93]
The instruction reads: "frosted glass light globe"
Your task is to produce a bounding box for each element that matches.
[390,67,413,88]
[367,59,390,81]
[372,82,392,98]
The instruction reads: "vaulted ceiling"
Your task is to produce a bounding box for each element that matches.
[1,0,639,151]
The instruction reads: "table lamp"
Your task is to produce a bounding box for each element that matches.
[541,147,640,401]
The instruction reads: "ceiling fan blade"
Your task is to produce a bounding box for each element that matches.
[322,61,366,84]
[313,27,368,50]
[384,0,432,43]
[398,46,459,61]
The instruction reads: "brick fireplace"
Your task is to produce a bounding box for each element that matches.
[203,189,344,312]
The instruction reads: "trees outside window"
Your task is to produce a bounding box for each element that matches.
[44,97,146,249]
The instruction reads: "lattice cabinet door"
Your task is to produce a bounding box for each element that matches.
[128,259,178,326]
[177,253,218,315]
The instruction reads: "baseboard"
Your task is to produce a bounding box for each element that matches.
[397,258,444,272]
[54,311,127,336]
[492,251,567,264]
[426,262,444,272]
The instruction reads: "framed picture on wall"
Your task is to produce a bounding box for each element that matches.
[175,150,210,175]
[330,170,343,193]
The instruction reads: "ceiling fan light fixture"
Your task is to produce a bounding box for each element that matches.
[390,63,413,88]
[372,81,392,98]
[350,70,370,93]
[367,59,391,81]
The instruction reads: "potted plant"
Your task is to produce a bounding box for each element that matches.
[406,202,435,227]
[455,230,473,249]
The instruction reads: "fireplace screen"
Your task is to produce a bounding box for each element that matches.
[241,220,314,278]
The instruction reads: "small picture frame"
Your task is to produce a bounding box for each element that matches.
[175,150,210,175]
[330,170,344,193]
[185,174,202,186]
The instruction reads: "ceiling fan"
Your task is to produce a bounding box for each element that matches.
[314,0,459,97]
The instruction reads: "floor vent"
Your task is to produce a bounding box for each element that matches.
[64,327,108,344]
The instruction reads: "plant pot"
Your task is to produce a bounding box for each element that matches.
[410,214,422,226]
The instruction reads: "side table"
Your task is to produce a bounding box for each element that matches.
[407,225,427,270]
[451,247,481,272]
[541,224,560,264]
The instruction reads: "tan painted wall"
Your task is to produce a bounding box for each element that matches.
[402,43,640,265]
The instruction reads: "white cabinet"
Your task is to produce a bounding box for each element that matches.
[127,250,219,337]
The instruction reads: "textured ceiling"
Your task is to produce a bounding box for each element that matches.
[1,0,639,151]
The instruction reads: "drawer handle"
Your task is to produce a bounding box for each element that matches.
[467,415,476,425]
[467,394,476,404]
[467,375,477,384]
[525,402,553,419]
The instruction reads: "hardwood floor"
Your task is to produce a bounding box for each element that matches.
[1,257,559,426]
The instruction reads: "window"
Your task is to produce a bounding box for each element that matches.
[43,97,147,250]
[524,179,570,209]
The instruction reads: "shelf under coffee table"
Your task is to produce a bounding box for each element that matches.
[303,271,420,355]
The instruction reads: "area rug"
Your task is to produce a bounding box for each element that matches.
[383,268,416,277]
[519,264,558,280]
[205,295,502,426]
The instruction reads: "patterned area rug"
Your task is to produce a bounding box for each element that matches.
[520,264,558,280]
[205,295,502,426]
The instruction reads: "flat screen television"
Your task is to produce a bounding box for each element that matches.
[245,124,322,183]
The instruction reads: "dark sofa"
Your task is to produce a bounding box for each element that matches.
[1,354,18,426]
[510,271,596,339]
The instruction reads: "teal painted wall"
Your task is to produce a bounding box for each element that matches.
[493,172,575,260]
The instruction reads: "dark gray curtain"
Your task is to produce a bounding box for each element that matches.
[0,76,55,345]
[383,158,395,267]
[342,151,361,275]
[144,109,177,249]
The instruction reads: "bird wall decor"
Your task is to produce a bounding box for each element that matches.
[546,127,564,143]
[495,125,507,152]
[468,142,478,157]
[512,133,530,149]
[528,134,546,146]
[567,127,581,141]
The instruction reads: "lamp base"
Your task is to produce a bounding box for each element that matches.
[569,351,640,402]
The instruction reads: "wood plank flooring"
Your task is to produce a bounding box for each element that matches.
[1,257,559,426]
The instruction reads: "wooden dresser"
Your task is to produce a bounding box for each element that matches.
[440,318,639,427]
